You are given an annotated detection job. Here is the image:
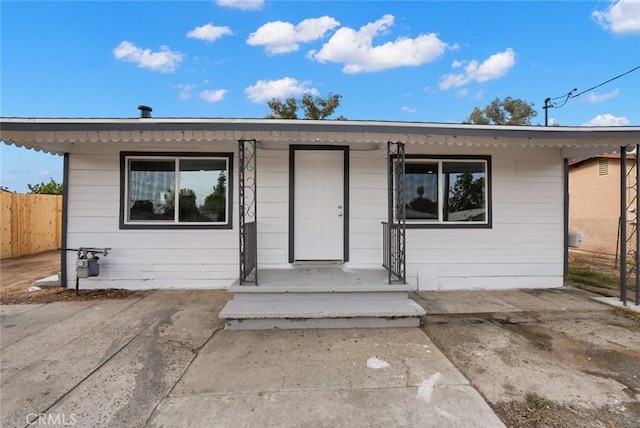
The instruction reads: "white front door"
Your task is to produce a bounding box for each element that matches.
[294,150,344,260]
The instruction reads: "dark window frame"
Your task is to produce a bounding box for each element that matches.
[119,151,234,230]
[392,154,492,229]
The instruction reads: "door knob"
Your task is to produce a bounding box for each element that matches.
[338,205,343,209]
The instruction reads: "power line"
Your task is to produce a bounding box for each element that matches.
[543,65,640,126]
[571,65,640,99]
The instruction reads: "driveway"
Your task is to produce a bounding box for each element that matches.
[1,290,503,428]
[413,288,640,427]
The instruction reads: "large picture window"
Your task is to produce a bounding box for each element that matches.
[403,156,491,227]
[120,152,233,229]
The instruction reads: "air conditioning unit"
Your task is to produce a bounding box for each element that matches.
[568,233,582,248]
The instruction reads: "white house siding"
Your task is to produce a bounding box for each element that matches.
[65,141,238,290]
[405,145,564,290]
[65,140,563,291]
[255,144,564,290]
[255,148,289,266]
[348,150,388,266]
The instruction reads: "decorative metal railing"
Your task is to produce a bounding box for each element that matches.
[384,141,406,284]
[382,221,405,283]
[239,139,257,285]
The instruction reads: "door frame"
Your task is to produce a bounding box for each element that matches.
[289,145,349,263]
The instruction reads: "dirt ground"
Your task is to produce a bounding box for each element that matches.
[0,250,142,304]
[424,306,640,428]
[3,251,640,427]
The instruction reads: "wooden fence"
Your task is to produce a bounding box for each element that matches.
[1,193,63,259]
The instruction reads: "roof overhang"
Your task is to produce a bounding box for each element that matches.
[2,118,639,159]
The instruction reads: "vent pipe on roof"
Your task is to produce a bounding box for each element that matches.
[138,105,152,118]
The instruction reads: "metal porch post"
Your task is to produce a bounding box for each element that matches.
[620,147,627,305]
[386,141,406,284]
[238,139,258,285]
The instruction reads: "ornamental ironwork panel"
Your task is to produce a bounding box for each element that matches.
[618,145,640,306]
[239,139,258,285]
[385,141,406,284]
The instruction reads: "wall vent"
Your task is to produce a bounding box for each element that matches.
[598,159,609,176]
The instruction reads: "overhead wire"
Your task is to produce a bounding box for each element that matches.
[548,65,640,108]
[570,65,640,100]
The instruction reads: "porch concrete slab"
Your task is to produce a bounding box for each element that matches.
[411,290,521,314]
[412,287,612,315]
[250,267,414,292]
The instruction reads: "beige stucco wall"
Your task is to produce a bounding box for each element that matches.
[569,157,636,254]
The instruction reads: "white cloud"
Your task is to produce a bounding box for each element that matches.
[216,0,264,11]
[401,106,416,113]
[456,88,469,98]
[247,16,340,54]
[308,14,448,74]
[438,48,516,90]
[176,83,197,100]
[244,77,318,103]
[187,23,233,42]
[585,88,620,103]
[583,113,630,126]
[592,0,640,34]
[113,41,183,73]
[200,89,227,103]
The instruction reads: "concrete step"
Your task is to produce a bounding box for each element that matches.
[229,283,414,294]
[219,298,426,330]
[230,290,410,302]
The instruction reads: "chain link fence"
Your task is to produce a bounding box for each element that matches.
[569,217,637,258]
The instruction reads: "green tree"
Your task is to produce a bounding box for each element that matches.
[202,172,227,222]
[266,93,345,120]
[299,93,342,119]
[449,172,485,213]
[266,98,299,119]
[464,97,537,125]
[27,178,63,195]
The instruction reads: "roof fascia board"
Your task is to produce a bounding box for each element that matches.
[2,118,639,141]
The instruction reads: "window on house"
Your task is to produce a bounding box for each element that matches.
[120,152,233,229]
[402,156,490,227]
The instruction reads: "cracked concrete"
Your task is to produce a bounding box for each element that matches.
[1,290,503,428]
[149,328,503,428]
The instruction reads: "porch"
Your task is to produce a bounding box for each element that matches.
[218,140,415,329]
[219,266,425,330]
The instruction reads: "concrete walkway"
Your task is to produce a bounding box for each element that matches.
[411,286,616,315]
[1,290,504,428]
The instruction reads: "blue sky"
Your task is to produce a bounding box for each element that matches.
[1,0,639,193]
